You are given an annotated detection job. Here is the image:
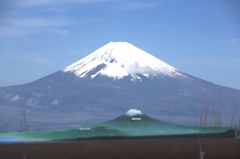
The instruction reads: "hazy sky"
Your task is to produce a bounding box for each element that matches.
[0,0,240,89]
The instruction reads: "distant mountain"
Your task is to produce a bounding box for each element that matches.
[0,42,239,130]
[63,42,183,80]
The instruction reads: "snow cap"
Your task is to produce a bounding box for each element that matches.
[125,109,143,116]
[63,42,183,81]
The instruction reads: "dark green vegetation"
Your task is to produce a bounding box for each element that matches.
[0,112,234,142]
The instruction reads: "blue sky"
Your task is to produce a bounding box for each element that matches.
[0,0,240,89]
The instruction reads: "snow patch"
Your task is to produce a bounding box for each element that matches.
[131,117,142,121]
[3,93,20,102]
[125,109,143,116]
[26,98,39,107]
[79,127,91,131]
[11,95,20,101]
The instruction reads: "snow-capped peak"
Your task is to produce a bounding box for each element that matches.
[63,42,183,81]
[125,109,143,116]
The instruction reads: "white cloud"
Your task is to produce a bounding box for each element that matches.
[0,27,69,37]
[0,27,30,36]
[10,0,113,7]
[51,99,59,105]
[40,7,69,13]
[6,17,73,28]
[224,39,240,49]
[2,55,52,64]
[1,0,118,37]
[182,58,240,67]
[112,2,160,11]
[45,28,69,35]
[124,62,154,74]
[0,16,73,37]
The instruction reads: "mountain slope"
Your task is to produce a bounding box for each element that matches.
[0,42,239,130]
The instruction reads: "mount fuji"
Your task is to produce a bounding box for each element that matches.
[63,42,183,80]
[0,42,239,130]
